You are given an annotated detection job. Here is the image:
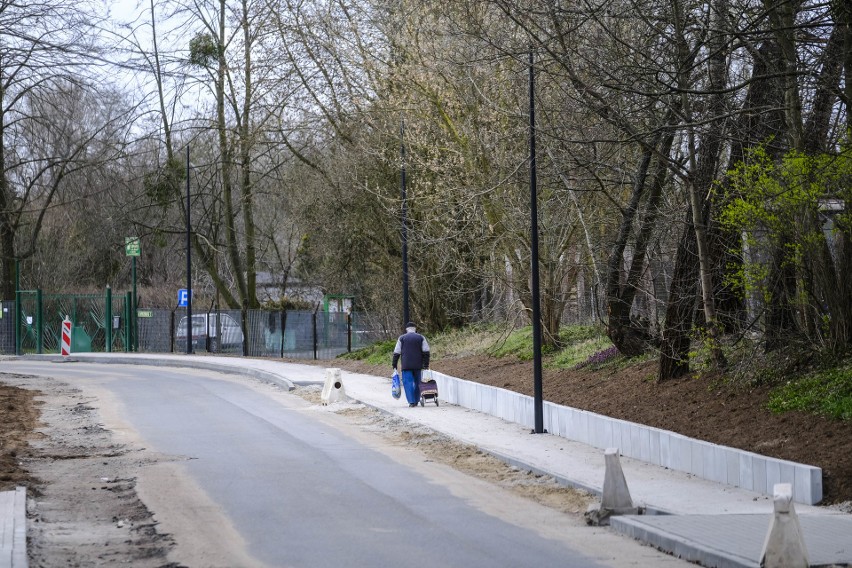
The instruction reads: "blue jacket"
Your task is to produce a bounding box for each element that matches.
[392,331,430,370]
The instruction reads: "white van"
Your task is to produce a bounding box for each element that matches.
[175,312,244,352]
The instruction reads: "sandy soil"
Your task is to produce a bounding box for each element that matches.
[0,373,178,566]
[0,367,593,566]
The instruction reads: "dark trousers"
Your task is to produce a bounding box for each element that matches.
[401,369,422,404]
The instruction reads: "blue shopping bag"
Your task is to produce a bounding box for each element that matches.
[391,370,401,399]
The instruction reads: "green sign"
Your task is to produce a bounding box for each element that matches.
[125,237,141,257]
[136,309,154,318]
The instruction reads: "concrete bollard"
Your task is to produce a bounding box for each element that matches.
[321,368,346,405]
[602,448,637,513]
[760,483,809,568]
[585,448,639,526]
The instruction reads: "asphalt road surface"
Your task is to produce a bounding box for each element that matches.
[6,361,685,567]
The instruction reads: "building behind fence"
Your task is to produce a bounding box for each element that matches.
[0,296,388,360]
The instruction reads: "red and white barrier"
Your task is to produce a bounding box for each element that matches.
[61,317,72,357]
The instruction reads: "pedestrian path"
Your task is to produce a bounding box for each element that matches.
[11,353,852,567]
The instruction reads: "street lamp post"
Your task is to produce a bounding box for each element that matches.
[401,120,410,326]
[529,48,545,434]
[185,145,193,355]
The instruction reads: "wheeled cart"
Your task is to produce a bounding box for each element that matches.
[419,379,439,406]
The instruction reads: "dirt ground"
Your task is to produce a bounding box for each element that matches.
[309,355,852,507]
[0,373,179,566]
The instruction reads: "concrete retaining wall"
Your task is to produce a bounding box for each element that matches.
[431,371,823,505]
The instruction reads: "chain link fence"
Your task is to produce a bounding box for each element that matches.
[0,301,13,354]
[0,298,387,360]
[137,308,385,359]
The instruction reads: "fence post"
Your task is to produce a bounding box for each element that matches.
[14,260,20,355]
[36,288,43,354]
[105,286,112,353]
[170,310,175,353]
[14,290,20,355]
[313,309,318,360]
[241,304,248,357]
[279,310,286,359]
[124,292,132,352]
[347,312,352,353]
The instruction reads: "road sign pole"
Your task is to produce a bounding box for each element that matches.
[132,256,137,352]
[125,237,141,353]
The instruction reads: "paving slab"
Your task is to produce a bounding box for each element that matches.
[611,514,852,568]
[0,487,27,568]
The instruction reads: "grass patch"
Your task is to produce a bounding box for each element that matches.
[547,336,613,369]
[767,363,852,420]
[428,324,508,358]
[486,327,536,360]
[338,338,396,365]
[341,323,613,366]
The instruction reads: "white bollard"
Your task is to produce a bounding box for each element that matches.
[602,448,637,514]
[760,483,809,568]
[585,448,639,526]
[321,368,346,405]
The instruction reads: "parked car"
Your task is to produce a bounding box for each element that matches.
[175,313,244,352]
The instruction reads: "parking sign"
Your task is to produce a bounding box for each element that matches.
[178,289,191,307]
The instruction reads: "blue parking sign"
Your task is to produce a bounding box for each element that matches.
[178,289,191,307]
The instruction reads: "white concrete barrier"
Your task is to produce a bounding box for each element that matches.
[430,371,823,505]
[760,483,809,567]
[321,368,346,405]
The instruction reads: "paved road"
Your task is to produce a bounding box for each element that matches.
[5,360,688,567]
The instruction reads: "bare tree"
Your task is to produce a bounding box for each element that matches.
[0,0,129,297]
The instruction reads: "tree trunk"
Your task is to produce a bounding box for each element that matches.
[764,234,798,351]
[239,0,259,309]
[658,208,701,381]
[763,0,805,151]
[609,127,676,355]
[0,107,13,299]
[605,146,651,355]
[217,0,247,308]
[671,0,728,371]
[803,26,845,154]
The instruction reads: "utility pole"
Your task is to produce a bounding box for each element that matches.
[186,145,193,355]
[529,48,545,434]
[401,120,410,326]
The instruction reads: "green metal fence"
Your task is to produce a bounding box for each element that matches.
[1,293,387,359]
[15,289,131,355]
[138,308,387,359]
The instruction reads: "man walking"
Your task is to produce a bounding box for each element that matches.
[392,322,431,407]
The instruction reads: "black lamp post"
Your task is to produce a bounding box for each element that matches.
[185,145,193,355]
[401,120,410,326]
[529,48,545,434]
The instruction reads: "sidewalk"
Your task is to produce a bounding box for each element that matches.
[13,353,852,567]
